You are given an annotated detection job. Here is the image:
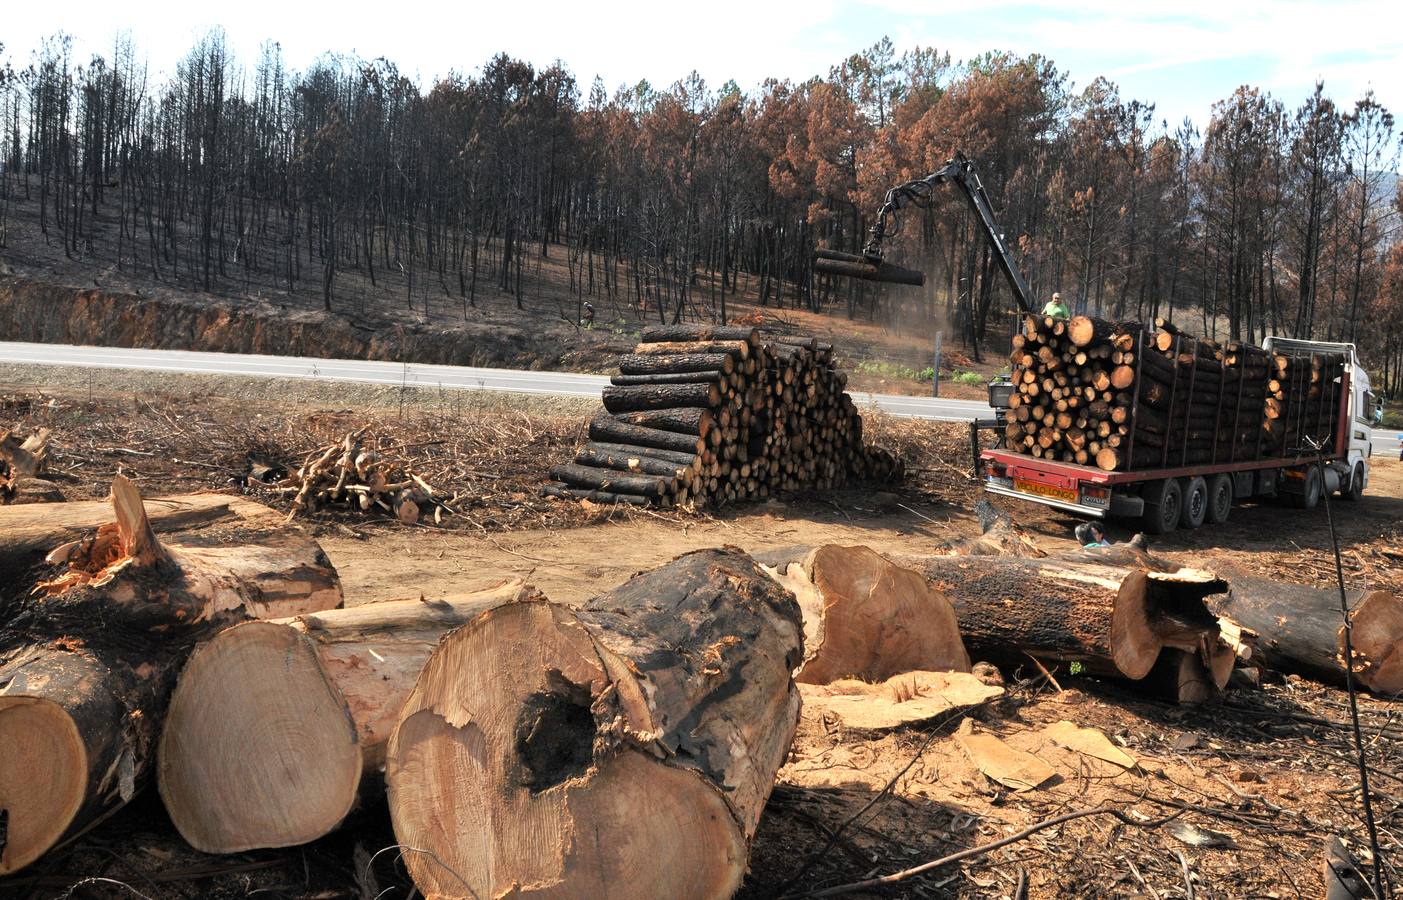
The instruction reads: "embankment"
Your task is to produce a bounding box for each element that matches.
[0,278,618,370]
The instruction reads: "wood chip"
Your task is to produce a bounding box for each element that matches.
[1041,720,1136,769]
[955,722,1057,791]
[799,671,1003,731]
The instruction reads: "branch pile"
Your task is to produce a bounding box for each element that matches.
[0,427,52,503]
[272,428,457,524]
[544,325,902,507]
[1006,314,1345,471]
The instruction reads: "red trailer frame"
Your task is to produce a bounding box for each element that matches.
[979,349,1354,519]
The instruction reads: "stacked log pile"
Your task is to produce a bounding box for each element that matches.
[1005,314,1345,472]
[544,325,901,507]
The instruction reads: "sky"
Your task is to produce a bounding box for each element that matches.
[4,0,1402,129]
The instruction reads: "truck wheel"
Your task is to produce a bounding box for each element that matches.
[1291,466,1322,510]
[1342,463,1366,501]
[1206,474,1233,524]
[1180,476,1208,529]
[1141,479,1182,535]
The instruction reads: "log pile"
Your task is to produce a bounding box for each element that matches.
[270,428,457,524]
[544,325,902,507]
[1005,314,1346,471]
[159,580,542,853]
[0,478,342,875]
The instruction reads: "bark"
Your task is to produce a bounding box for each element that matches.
[892,554,1228,690]
[608,407,714,437]
[1205,560,1403,693]
[610,371,725,387]
[640,325,757,344]
[574,445,699,478]
[540,484,653,506]
[601,382,720,414]
[158,580,540,853]
[0,478,342,875]
[630,339,751,360]
[756,545,969,684]
[617,353,737,376]
[549,463,671,499]
[581,442,700,467]
[587,416,706,455]
[385,548,803,900]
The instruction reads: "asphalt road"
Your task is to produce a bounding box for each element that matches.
[3,341,1398,446]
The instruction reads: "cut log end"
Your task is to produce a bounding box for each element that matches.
[761,544,969,684]
[387,600,747,899]
[1110,568,1227,681]
[0,697,86,876]
[1343,590,1403,696]
[158,621,363,853]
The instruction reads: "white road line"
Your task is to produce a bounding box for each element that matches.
[2,341,1396,443]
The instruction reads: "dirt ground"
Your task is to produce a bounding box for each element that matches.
[3,370,1402,899]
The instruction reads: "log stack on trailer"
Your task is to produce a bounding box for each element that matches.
[1004,314,1345,472]
[544,325,902,507]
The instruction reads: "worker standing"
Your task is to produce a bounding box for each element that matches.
[1042,292,1070,319]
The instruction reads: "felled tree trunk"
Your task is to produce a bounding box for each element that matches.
[757,545,969,683]
[0,491,248,586]
[893,554,1229,696]
[1205,560,1403,694]
[159,580,540,853]
[0,478,341,875]
[385,548,803,900]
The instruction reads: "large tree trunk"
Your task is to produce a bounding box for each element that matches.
[1204,560,1403,694]
[385,548,803,900]
[892,554,1230,700]
[0,479,341,875]
[158,580,540,853]
[756,544,969,684]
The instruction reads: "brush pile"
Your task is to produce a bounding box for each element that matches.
[544,325,902,507]
[272,428,458,524]
[0,427,51,502]
[1004,314,1345,472]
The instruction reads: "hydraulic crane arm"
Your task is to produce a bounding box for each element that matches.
[817,152,1036,314]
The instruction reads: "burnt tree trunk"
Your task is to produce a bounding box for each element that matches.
[385,548,803,899]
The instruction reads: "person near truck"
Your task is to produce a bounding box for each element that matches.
[1042,292,1069,319]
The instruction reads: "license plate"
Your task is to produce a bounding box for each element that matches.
[1014,479,1076,504]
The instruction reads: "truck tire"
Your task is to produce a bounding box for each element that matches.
[1140,479,1182,535]
[1340,463,1366,501]
[1206,474,1233,524]
[1291,466,1322,510]
[1180,476,1208,529]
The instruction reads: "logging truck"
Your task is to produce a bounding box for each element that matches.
[814,153,1377,534]
[979,330,1377,534]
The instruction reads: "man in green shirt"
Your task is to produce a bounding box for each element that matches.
[1042,292,1070,318]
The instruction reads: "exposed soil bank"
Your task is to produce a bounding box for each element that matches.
[0,277,623,370]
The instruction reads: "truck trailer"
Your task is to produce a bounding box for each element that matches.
[977,331,1376,533]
